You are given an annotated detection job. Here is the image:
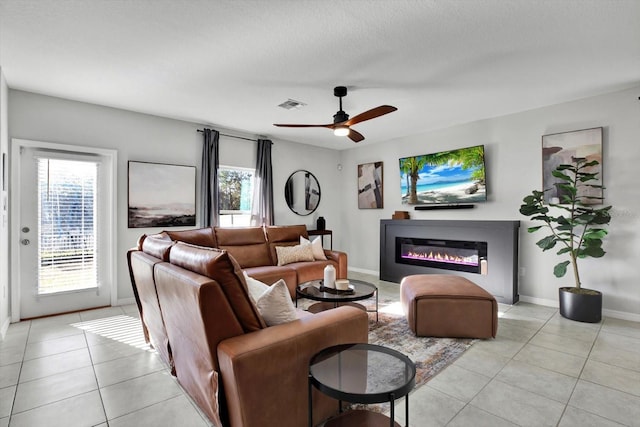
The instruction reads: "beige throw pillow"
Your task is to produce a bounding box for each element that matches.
[300,236,327,261]
[276,244,315,266]
[254,279,298,326]
[243,271,270,302]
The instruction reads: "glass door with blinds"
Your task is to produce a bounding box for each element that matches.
[37,157,98,294]
[18,146,111,318]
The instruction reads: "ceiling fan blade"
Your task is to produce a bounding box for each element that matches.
[345,105,397,126]
[348,128,365,143]
[273,123,333,128]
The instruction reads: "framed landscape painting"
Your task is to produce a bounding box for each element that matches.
[542,127,603,205]
[357,161,383,209]
[128,161,196,228]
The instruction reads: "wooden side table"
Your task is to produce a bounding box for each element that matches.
[308,229,333,250]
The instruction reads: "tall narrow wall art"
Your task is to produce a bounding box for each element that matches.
[358,161,384,209]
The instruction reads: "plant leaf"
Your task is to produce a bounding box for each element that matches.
[551,170,571,181]
[536,235,557,251]
[553,261,570,278]
[579,246,606,258]
[584,229,608,240]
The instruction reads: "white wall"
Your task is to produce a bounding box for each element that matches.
[272,139,342,233]
[6,86,638,320]
[0,69,9,336]
[7,90,341,309]
[339,86,640,320]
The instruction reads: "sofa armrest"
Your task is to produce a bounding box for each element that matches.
[323,250,347,279]
[217,306,368,427]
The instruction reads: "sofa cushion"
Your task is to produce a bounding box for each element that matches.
[265,225,308,264]
[215,227,272,268]
[169,242,266,332]
[166,227,216,247]
[140,232,174,261]
[254,279,299,326]
[276,244,315,266]
[300,236,327,261]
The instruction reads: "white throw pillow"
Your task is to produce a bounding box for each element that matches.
[254,279,298,326]
[243,271,270,302]
[300,236,327,261]
[276,244,315,266]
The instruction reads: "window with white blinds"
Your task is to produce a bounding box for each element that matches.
[37,157,98,294]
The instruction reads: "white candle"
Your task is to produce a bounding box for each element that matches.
[323,265,336,288]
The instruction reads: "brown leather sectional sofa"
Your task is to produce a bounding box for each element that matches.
[127,225,368,427]
[165,224,347,297]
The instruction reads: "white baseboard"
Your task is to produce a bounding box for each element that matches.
[602,308,640,323]
[518,295,558,308]
[519,294,640,322]
[115,297,136,307]
[347,266,380,277]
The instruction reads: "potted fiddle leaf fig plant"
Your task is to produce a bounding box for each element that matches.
[519,157,612,323]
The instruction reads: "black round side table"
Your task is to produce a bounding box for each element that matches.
[308,343,416,427]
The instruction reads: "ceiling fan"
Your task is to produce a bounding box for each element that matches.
[273,86,397,143]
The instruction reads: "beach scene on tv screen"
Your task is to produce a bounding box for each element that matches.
[399,145,486,205]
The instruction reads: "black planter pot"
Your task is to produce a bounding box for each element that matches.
[558,287,602,323]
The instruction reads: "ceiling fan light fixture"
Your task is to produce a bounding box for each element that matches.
[273,86,397,143]
[333,125,350,137]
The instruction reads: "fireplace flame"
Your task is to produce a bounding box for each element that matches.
[405,251,478,266]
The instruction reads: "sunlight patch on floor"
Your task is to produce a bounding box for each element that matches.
[379,301,404,316]
[72,315,151,350]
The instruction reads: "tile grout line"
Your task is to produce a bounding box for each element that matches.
[445,305,566,426]
[441,303,540,426]
[7,320,31,425]
[552,315,610,427]
[83,327,110,427]
[558,317,640,427]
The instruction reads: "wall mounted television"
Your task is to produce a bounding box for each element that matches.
[399,144,486,206]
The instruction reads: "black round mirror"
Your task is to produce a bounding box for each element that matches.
[284,170,321,216]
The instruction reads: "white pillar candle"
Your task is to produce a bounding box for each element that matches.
[323,265,336,288]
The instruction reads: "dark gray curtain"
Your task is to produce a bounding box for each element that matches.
[251,139,274,226]
[200,128,220,227]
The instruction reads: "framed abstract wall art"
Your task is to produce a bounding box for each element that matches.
[128,161,196,228]
[542,127,603,204]
[357,161,383,209]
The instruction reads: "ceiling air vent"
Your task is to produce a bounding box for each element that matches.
[278,99,306,110]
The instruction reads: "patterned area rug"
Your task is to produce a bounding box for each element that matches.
[368,305,475,389]
[301,298,475,413]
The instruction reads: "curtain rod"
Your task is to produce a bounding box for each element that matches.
[197,129,257,142]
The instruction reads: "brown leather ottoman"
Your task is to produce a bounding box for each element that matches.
[400,274,498,338]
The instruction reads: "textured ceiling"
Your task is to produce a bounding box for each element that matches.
[1,0,639,150]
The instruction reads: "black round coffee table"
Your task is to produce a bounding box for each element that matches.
[296,279,378,321]
[308,343,416,427]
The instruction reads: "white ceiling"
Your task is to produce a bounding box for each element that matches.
[1,0,639,150]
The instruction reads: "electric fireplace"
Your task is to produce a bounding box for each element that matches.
[395,237,487,274]
[380,220,520,304]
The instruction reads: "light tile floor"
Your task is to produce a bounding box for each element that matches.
[0,273,638,426]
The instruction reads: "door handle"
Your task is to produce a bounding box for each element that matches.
[21,239,30,245]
